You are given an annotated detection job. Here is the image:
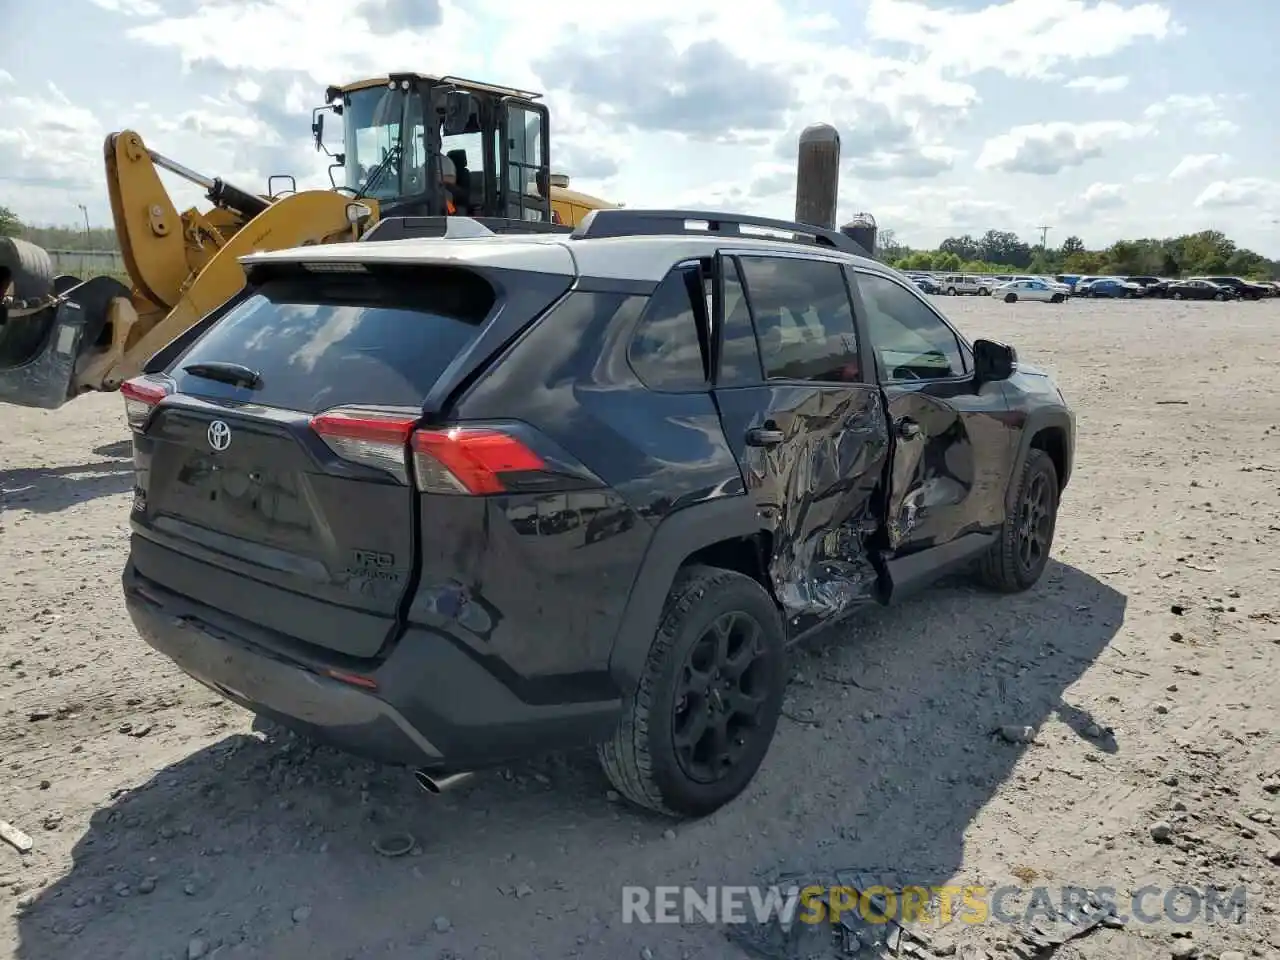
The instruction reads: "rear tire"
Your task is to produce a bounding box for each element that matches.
[978,449,1059,593]
[1215,292,1225,301]
[1004,293,1017,303]
[598,565,786,818]
[1173,292,1183,300]
[978,288,990,297]
[0,237,54,301]
[1051,293,1065,303]
[946,287,957,296]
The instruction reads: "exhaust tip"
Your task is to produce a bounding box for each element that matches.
[413,769,474,795]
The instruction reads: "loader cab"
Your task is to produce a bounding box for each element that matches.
[317,74,553,222]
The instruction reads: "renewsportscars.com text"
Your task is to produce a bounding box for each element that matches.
[621,884,1247,926]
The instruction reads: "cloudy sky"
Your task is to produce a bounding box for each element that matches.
[3,0,1277,254]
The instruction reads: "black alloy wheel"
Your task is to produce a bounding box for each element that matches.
[672,611,770,784]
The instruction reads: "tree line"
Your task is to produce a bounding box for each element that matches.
[1,205,119,251]
[877,227,1279,279]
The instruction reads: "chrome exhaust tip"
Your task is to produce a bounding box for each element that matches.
[413,769,474,795]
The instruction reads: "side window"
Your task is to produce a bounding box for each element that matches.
[628,267,708,391]
[855,272,967,381]
[736,256,861,383]
[716,257,763,385]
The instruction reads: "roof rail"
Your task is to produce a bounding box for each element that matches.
[571,208,872,257]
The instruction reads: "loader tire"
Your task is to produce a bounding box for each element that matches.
[0,237,55,301]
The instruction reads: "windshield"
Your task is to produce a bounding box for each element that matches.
[342,86,430,200]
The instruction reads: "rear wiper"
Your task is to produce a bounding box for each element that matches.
[182,361,262,389]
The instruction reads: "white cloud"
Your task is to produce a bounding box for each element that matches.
[976,121,1150,175]
[864,0,1172,80]
[4,0,1277,257]
[1194,118,1241,137]
[1078,182,1126,211]
[1065,75,1130,93]
[1194,178,1280,209]
[1168,154,1228,180]
[1144,93,1240,137]
[88,0,162,14]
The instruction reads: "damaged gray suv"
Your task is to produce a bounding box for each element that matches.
[122,209,1075,818]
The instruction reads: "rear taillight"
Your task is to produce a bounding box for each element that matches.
[410,427,544,495]
[119,377,172,431]
[309,410,548,494]
[309,409,419,483]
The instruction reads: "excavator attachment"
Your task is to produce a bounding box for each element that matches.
[0,131,369,409]
[0,73,621,410]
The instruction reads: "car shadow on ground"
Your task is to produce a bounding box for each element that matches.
[0,455,132,515]
[17,560,1125,960]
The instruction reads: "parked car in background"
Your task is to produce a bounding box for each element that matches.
[1165,279,1236,301]
[911,275,941,295]
[1138,279,1174,298]
[1125,276,1166,293]
[1194,276,1272,300]
[939,274,993,296]
[993,279,1068,303]
[1023,277,1072,296]
[1079,278,1142,298]
[1257,281,1280,297]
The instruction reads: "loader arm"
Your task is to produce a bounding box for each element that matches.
[105,130,195,310]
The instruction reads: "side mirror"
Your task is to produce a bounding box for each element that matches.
[973,338,1016,382]
[311,112,324,149]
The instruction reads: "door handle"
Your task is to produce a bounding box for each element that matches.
[896,417,921,440]
[745,426,785,447]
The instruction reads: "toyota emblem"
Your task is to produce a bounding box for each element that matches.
[207,420,232,452]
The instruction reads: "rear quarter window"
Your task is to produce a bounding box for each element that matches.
[169,266,496,413]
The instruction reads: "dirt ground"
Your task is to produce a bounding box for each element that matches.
[2,295,1279,960]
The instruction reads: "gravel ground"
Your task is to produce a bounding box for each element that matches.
[2,296,1279,960]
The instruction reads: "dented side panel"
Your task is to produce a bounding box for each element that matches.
[881,377,1015,553]
[712,382,891,632]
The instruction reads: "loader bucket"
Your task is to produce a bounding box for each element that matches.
[0,275,125,409]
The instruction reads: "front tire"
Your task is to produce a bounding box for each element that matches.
[1051,293,1065,303]
[1215,292,1225,301]
[978,449,1059,593]
[978,288,990,297]
[946,287,957,296]
[598,566,786,818]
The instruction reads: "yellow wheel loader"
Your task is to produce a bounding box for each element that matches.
[0,73,618,409]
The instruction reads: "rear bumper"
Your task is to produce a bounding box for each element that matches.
[123,561,623,769]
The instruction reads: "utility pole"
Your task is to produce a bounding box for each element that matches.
[1036,225,1051,249]
[76,204,90,241]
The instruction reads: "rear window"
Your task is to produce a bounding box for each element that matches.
[170,267,495,412]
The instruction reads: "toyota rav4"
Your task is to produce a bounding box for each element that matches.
[121,210,1075,818]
